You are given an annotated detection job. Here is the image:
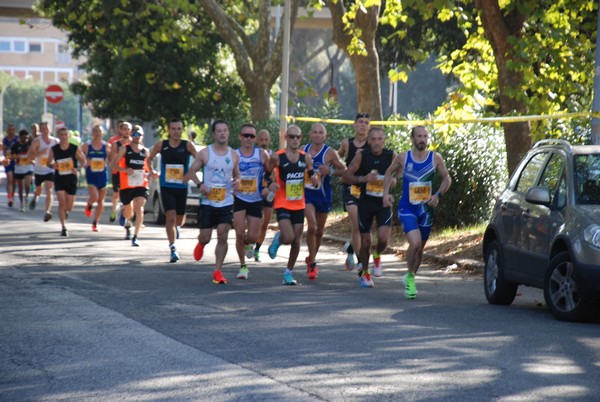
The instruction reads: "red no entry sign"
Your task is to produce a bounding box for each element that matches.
[44,84,64,104]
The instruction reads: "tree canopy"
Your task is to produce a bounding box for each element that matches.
[36,0,248,125]
[341,0,597,174]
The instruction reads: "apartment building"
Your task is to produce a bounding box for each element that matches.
[0,16,81,84]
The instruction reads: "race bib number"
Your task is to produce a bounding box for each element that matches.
[350,184,361,198]
[165,164,184,184]
[305,172,320,189]
[128,169,145,187]
[409,181,432,204]
[18,155,31,165]
[286,179,304,201]
[90,157,105,172]
[40,157,48,167]
[57,157,74,175]
[239,176,258,194]
[366,175,385,197]
[207,183,226,202]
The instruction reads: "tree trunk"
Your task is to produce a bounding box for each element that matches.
[245,78,272,121]
[476,0,532,176]
[349,46,382,120]
[197,0,300,121]
[327,1,383,121]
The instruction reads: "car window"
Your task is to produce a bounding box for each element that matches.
[575,154,600,204]
[515,152,548,194]
[538,153,565,204]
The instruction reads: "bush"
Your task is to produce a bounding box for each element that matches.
[386,122,508,229]
[195,106,509,231]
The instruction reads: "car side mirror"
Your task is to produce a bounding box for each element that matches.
[525,186,551,206]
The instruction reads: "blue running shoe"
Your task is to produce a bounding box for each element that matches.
[119,211,126,227]
[170,250,180,263]
[268,232,281,259]
[282,271,297,285]
[358,271,374,288]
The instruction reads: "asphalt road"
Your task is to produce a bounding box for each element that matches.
[1,192,599,401]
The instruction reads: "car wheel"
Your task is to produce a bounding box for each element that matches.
[484,240,517,305]
[152,195,165,225]
[543,251,590,322]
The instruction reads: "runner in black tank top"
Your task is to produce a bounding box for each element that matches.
[342,127,396,288]
[337,112,371,271]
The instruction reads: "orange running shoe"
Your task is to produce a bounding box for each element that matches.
[212,269,227,284]
[85,203,93,218]
[194,242,204,261]
[307,262,318,280]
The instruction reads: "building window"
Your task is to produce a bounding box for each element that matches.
[57,43,70,63]
[0,41,10,52]
[14,41,26,53]
[29,43,42,52]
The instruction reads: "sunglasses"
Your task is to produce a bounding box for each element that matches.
[241,133,256,138]
[287,134,301,139]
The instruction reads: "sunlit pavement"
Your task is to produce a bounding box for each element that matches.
[1,189,599,401]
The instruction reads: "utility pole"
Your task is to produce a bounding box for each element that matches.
[278,0,291,150]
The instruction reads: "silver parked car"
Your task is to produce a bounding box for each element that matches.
[483,139,600,322]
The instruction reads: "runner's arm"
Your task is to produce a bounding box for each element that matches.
[341,152,363,185]
[433,152,451,199]
[383,153,405,207]
[326,148,347,176]
[75,147,87,169]
[109,146,127,172]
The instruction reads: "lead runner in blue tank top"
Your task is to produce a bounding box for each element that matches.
[382,126,452,299]
[303,123,347,278]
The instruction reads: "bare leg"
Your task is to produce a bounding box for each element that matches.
[359,232,372,272]
[233,209,248,265]
[405,229,426,274]
[44,181,54,214]
[287,223,304,270]
[346,204,361,263]
[93,187,107,222]
[56,190,67,227]
[305,204,317,263]
[214,223,231,270]
[165,210,177,244]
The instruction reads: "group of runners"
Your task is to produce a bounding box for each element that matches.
[1,113,451,298]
